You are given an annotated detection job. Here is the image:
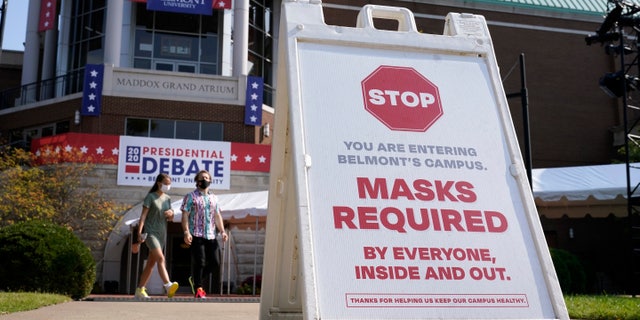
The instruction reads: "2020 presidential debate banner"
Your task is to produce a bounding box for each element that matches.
[117,136,231,189]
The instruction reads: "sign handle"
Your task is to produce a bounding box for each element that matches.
[356,4,418,32]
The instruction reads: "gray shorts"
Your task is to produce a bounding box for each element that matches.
[145,234,163,250]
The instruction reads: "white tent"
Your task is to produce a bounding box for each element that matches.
[531,162,640,218]
[532,162,640,202]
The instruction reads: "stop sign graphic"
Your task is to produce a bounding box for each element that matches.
[361,65,443,132]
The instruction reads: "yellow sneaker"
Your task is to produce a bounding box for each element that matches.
[134,287,149,299]
[165,281,179,298]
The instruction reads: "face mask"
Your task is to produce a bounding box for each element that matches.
[197,179,211,189]
[161,184,171,193]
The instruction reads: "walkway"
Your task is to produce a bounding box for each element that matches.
[0,294,261,320]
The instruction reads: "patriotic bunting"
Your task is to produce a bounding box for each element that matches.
[81,64,104,116]
[31,133,270,173]
[38,0,57,32]
[244,76,264,126]
[213,0,232,10]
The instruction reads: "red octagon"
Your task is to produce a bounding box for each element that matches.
[361,65,443,132]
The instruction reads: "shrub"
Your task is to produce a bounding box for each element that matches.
[236,275,262,295]
[0,220,96,300]
[550,247,586,294]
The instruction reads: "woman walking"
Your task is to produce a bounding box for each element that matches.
[134,173,179,299]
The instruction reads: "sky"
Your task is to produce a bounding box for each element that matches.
[2,0,28,51]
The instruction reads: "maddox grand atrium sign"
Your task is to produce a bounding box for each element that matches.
[102,67,241,105]
[260,3,568,320]
[117,136,230,189]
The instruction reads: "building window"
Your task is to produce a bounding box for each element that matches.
[133,4,221,75]
[149,119,175,138]
[18,121,72,150]
[176,121,199,140]
[249,0,274,106]
[126,118,223,141]
[67,1,106,78]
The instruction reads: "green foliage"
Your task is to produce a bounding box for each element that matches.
[236,275,261,295]
[614,142,640,163]
[0,220,96,300]
[0,292,70,314]
[565,295,640,320]
[0,146,120,244]
[550,247,587,294]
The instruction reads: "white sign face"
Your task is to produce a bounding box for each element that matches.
[117,136,230,189]
[297,42,556,319]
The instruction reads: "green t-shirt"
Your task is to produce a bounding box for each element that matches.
[142,192,171,246]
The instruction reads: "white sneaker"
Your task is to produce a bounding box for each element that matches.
[134,287,149,299]
[164,281,179,298]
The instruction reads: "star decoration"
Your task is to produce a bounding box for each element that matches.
[244,155,253,162]
[96,147,104,154]
[80,146,88,153]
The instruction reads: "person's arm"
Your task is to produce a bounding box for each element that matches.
[181,208,193,245]
[138,206,149,243]
[214,208,228,242]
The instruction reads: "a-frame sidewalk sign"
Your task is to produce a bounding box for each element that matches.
[260,1,569,319]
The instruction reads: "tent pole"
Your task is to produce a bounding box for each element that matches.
[253,217,258,295]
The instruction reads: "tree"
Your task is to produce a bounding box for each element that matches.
[615,142,640,163]
[0,145,120,246]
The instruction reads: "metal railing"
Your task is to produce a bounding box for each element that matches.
[0,68,85,110]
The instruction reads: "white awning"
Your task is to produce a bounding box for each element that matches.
[532,162,640,202]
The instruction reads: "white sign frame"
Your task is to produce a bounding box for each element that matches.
[260,2,568,320]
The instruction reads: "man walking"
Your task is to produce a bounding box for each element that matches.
[181,170,228,298]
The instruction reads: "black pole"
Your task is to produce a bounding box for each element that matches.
[506,53,532,187]
[0,0,7,52]
[519,53,532,187]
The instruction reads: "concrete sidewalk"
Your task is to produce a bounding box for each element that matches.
[0,295,261,320]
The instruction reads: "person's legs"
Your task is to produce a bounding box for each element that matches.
[135,248,159,299]
[190,237,207,289]
[138,250,158,288]
[204,239,221,294]
[150,247,170,284]
[142,236,178,298]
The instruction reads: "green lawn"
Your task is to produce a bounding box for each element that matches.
[564,295,640,320]
[0,292,71,315]
[1,292,639,319]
